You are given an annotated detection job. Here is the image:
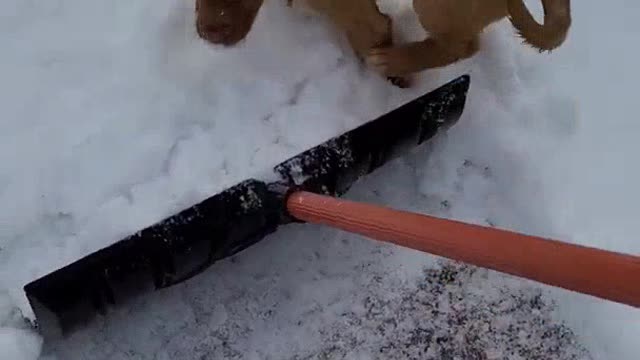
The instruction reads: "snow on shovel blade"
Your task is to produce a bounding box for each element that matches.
[24,75,470,339]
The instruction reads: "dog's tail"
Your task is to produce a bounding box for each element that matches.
[506,0,571,52]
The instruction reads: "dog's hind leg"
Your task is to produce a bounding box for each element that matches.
[343,10,411,87]
[310,0,412,87]
[367,35,479,77]
[366,0,492,77]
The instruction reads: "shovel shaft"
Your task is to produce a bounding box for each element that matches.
[286,191,640,308]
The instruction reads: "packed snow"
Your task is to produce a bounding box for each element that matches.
[1,0,639,359]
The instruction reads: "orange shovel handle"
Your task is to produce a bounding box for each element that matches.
[286,191,640,308]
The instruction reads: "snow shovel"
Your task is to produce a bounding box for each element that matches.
[23,75,640,340]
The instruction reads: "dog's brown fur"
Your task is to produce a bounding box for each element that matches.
[194,0,264,46]
[194,0,571,85]
[194,0,410,87]
[367,0,572,77]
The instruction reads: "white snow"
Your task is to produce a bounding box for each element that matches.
[0,0,638,359]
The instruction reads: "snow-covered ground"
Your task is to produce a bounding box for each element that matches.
[1,0,638,359]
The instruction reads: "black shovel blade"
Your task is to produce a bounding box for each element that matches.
[24,75,470,339]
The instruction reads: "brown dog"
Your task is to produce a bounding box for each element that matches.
[367,0,572,77]
[194,0,410,87]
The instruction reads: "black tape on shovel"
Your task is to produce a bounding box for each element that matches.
[24,75,470,339]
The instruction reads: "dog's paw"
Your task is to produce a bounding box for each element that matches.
[368,47,412,88]
[367,47,411,78]
[387,76,411,89]
[366,47,393,75]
